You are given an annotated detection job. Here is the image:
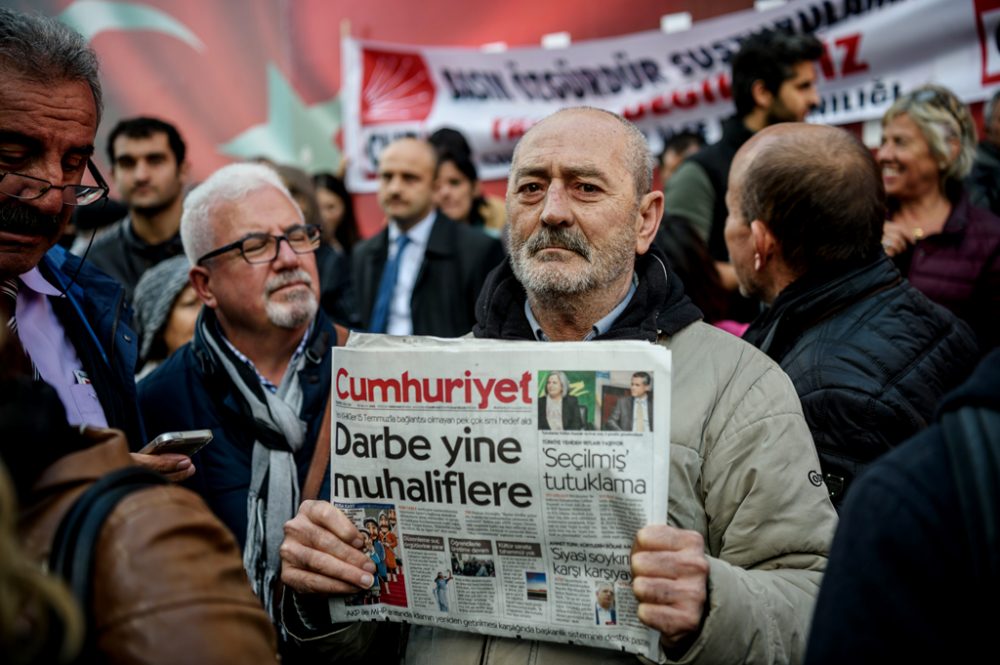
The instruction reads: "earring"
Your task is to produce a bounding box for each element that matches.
[753,253,761,271]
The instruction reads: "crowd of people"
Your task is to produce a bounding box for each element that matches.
[1,6,999,665]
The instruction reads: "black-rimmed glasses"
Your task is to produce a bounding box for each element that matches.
[196,224,321,265]
[0,160,109,206]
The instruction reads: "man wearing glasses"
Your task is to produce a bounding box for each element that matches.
[0,10,281,662]
[138,163,339,633]
[0,7,146,448]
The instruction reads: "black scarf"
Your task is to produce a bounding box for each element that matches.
[473,247,702,341]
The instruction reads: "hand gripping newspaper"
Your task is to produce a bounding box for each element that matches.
[328,333,670,659]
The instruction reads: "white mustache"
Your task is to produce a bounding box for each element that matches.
[265,269,313,295]
[524,227,592,260]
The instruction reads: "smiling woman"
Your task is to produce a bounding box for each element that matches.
[433,150,508,236]
[878,85,1000,350]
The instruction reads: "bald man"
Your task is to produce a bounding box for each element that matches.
[727,123,978,508]
[352,137,504,337]
[280,109,838,664]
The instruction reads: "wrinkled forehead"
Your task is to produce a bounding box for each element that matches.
[513,123,631,190]
[515,111,625,162]
[0,76,97,156]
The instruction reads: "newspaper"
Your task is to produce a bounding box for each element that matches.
[327,334,670,659]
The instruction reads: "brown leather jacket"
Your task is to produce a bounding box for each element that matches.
[18,428,279,664]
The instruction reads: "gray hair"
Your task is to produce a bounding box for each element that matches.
[545,371,570,396]
[180,162,302,264]
[0,8,103,123]
[511,107,654,199]
[882,84,976,186]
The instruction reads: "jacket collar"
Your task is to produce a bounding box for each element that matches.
[373,212,461,259]
[191,307,331,380]
[743,256,901,357]
[473,246,702,341]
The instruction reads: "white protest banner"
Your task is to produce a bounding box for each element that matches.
[327,334,670,659]
[342,0,997,192]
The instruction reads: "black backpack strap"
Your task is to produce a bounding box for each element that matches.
[941,406,1000,584]
[49,466,168,603]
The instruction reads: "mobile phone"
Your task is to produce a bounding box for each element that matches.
[139,430,213,456]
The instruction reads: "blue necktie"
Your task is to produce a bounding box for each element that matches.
[369,234,411,333]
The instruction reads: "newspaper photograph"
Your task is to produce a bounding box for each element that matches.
[327,334,671,659]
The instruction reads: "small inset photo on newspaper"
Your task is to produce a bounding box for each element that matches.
[594,581,618,626]
[450,538,496,577]
[525,571,548,601]
[343,503,409,608]
[537,370,599,431]
[599,371,654,433]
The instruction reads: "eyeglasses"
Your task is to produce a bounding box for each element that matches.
[0,160,110,206]
[196,224,321,265]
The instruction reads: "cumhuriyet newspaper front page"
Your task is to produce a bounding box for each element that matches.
[328,334,670,659]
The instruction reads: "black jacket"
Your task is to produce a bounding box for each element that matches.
[537,395,585,430]
[473,247,701,342]
[685,115,755,262]
[86,217,185,302]
[805,348,1000,664]
[967,140,1000,217]
[743,256,979,506]
[353,213,504,337]
[138,311,335,548]
[315,243,361,328]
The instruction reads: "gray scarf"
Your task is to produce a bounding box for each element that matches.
[198,315,307,623]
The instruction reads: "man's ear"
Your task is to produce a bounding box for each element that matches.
[635,190,664,255]
[188,266,217,309]
[750,79,773,111]
[749,219,778,270]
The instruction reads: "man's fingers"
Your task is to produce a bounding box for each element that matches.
[631,548,709,579]
[298,500,364,549]
[130,452,195,482]
[630,524,709,647]
[281,564,370,596]
[280,537,374,593]
[633,573,707,606]
[282,521,373,574]
[160,466,197,482]
[637,602,703,647]
[634,524,704,553]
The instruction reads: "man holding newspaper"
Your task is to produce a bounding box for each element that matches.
[279,107,837,663]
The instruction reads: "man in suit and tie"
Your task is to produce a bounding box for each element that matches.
[605,371,653,431]
[353,137,504,337]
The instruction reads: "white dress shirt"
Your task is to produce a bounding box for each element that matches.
[631,395,651,432]
[386,212,436,336]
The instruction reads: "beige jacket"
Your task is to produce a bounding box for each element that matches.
[291,322,838,664]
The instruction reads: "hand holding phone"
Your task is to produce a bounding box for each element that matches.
[139,430,214,456]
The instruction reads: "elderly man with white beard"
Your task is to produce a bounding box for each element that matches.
[276,108,838,664]
[138,163,341,639]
